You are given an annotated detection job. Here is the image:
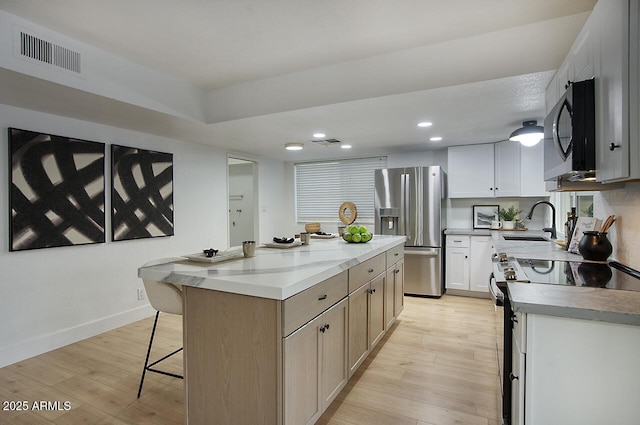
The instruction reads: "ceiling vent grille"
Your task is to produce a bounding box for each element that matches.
[311,138,342,146]
[18,31,82,74]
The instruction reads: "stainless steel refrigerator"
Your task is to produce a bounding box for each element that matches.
[374,166,446,297]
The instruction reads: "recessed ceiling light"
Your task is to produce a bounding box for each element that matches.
[285,143,304,151]
[312,133,326,138]
[417,122,433,127]
[341,144,352,149]
[430,137,443,142]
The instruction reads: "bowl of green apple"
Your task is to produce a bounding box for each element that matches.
[342,224,373,243]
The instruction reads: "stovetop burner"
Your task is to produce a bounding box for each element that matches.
[516,259,640,291]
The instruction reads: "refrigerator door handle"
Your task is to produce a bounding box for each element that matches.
[404,173,411,241]
[404,249,439,257]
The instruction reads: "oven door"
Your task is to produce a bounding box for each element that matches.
[489,274,505,423]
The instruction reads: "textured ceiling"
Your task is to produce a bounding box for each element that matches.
[0,0,597,160]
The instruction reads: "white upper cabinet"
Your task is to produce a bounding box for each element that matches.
[548,0,639,183]
[448,144,495,198]
[448,141,544,198]
[595,0,632,182]
[494,140,521,197]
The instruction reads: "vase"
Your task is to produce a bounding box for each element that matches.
[502,220,515,230]
[578,231,613,261]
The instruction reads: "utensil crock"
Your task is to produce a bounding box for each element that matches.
[578,231,612,261]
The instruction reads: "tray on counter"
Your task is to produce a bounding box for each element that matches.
[310,233,338,239]
[263,240,303,249]
[184,249,244,263]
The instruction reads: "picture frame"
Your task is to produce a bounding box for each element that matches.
[111,144,174,241]
[9,127,106,251]
[473,205,499,229]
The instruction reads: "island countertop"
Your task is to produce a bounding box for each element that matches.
[138,235,406,300]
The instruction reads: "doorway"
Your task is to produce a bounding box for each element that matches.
[228,157,258,246]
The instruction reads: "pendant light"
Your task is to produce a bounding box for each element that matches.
[509,120,544,147]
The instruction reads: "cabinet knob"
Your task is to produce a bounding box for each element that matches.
[325,324,330,331]
[320,324,327,333]
[511,315,518,324]
[368,268,374,273]
[489,187,493,191]
[395,269,400,274]
[609,143,621,151]
[509,372,519,381]
[369,288,376,294]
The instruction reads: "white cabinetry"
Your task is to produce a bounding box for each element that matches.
[494,140,522,197]
[449,142,544,198]
[514,312,640,425]
[446,235,494,294]
[445,236,470,291]
[547,0,639,183]
[448,144,495,198]
[595,0,634,182]
[469,236,494,293]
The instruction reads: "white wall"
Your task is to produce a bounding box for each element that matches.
[594,182,640,266]
[0,104,287,367]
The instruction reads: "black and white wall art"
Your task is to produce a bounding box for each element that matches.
[473,205,499,229]
[9,128,106,251]
[111,145,174,241]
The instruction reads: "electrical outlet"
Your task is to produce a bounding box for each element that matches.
[137,288,145,300]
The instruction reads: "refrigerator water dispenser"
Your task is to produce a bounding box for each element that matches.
[379,208,399,235]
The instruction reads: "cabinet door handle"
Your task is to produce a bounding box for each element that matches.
[368,268,374,273]
[509,372,519,381]
[511,315,518,324]
[318,294,327,301]
[369,288,376,294]
[320,325,326,333]
[394,253,399,256]
[609,143,621,151]
[324,324,330,331]
[395,269,400,274]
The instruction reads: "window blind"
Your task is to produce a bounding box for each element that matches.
[295,157,387,223]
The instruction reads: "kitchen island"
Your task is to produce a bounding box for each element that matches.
[139,235,406,425]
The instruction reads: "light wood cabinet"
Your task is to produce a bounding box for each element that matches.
[283,298,348,425]
[368,273,386,350]
[385,257,405,329]
[348,282,369,376]
[393,258,404,317]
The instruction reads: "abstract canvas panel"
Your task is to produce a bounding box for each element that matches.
[9,128,106,251]
[111,145,174,241]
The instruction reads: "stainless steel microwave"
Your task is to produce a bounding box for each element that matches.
[543,79,596,181]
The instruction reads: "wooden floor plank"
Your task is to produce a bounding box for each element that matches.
[0,294,497,425]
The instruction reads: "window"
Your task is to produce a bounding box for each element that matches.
[295,157,387,224]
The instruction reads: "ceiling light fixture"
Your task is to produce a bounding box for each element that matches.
[509,120,544,147]
[285,143,304,151]
[312,133,326,138]
[341,144,352,149]
[417,122,433,127]
[430,136,443,142]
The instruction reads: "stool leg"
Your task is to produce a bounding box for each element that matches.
[137,311,160,398]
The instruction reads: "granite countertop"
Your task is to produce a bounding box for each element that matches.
[493,231,640,326]
[138,235,406,300]
[444,228,492,236]
[507,283,640,326]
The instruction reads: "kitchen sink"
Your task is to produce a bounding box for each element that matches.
[502,235,550,242]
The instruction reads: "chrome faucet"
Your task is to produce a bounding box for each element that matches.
[526,201,557,239]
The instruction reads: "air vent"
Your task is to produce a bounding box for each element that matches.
[311,138,342,146]
[18,30,82,74]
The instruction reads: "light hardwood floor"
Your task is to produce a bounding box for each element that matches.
[0,295,499,425]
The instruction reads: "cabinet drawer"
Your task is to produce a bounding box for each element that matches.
[283,271,348,336]
[348,253,386,293]
[446,235,470,248]
[512,311,527,353]
[385,244,404,267]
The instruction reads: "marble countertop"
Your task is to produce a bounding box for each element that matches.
[138,235,406,300]
[444,228,492,236]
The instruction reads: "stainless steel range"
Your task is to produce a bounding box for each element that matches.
[489,254,640,425]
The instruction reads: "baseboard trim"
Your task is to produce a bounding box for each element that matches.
[0,304,155,368]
